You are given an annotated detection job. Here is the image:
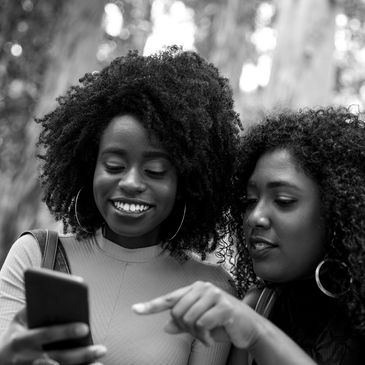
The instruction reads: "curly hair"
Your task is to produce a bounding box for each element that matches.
[36,46,241,260]
[232,107,365,333]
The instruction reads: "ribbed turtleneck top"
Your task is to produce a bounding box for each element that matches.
[0,230,234,365]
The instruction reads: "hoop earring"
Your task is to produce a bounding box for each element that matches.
[167,203,186,241]
[315,259,352,298]
[74,188,93,233]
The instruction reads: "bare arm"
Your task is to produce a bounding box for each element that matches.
[132,281,316,365]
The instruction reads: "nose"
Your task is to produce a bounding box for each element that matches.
[245,201,270,229]
[118,167,146,194]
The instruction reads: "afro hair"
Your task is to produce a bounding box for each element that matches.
[36,46,241,260]
[232,107,365,333]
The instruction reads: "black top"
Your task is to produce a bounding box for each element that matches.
[253,279,365,365]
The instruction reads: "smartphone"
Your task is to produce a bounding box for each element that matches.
[24,267,92,350]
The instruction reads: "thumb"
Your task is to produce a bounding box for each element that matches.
[13,307,28,327]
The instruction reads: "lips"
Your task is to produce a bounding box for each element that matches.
[111,199,153,215]
[249,236,278,252]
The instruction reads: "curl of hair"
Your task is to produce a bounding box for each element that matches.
[36,46,241,262]
[232,107,365,333]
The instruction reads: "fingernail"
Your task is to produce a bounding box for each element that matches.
[75,323,89,336]
[93,345,107,357]
[132,303,146,313]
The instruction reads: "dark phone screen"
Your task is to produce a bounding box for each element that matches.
[25,268,92,350]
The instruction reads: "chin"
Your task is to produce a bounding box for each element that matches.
[253,265,285,284]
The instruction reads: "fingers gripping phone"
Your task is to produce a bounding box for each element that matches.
[24,268,92,350]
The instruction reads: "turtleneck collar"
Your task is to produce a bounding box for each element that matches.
[93,229,167,263]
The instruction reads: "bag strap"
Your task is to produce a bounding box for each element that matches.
[54,238,71,274]
[20,229,91,344]
[254,287,279,318]
[20,229,71,273]
[42,230,58,269]
[248,287,280,365]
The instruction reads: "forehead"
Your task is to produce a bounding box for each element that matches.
[249,149,317,190]
[100,114,163,150]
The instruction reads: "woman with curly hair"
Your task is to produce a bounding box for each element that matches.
[134,107,365,364]
[0,46,241,365]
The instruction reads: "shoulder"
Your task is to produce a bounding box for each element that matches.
[58,232,92,252]
[340,334,365,364]
[0,233,42,281]
[58,232,78,246]
[185,254,232,279]
[314,311,365,364]
[5,233,42,266]
[242,286,263,309]
[183,254,235,294]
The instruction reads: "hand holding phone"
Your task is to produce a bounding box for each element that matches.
[24,268,92,350]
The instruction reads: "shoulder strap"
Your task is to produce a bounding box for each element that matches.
[248,287,280,365]
[254,287,279,318]
[43,230,59,269]
[54,237,71,274]
[20,229,71,273]
[20,229,92,343]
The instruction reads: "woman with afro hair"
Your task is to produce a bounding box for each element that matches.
[0,46,241,365]
[134,107,365,365]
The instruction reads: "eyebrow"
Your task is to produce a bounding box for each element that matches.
[247,180,301,191]
[101,147,171,160]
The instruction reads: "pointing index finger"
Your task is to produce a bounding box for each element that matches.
[132,285,192,314]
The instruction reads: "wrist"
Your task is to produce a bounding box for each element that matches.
[245,312,271,352]
[244,314,316,365]
[230,306,266,349]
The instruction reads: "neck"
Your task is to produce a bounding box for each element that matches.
[102,225,161,249]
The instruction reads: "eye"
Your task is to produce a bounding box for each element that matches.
[144,160,169,178]
[275,197,297,207]
[145,169,166,177]
[105,162,125,173]
[244,196,258,207]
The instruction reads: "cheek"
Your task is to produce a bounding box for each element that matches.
[243,212,249,231]
[281,214,321,243]
[92,169,111,204]
[155,178,178,218]
[160,180,177,207]
[280,212,326,268]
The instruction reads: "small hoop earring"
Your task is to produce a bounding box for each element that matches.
[315,259,352,298]
[167,203,186,241]
[74,188,93,233]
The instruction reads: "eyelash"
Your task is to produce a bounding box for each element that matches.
[244,197,297,208]
[105,164,125,173]
[275,198,296,207]
[145,169,166,177]
[105,164,167,178]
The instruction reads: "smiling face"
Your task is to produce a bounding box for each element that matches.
[93,114,178,248]
[244,149,326,283]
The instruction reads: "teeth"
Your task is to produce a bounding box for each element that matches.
[113,201,149,213]
[253,242,272,250]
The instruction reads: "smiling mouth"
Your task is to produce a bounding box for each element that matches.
[249,238,278,251]
[112,201,152,214]
[251,242,275,251]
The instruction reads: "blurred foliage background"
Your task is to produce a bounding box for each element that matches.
[0,0,365,265]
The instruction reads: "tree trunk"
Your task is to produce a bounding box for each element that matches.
[105,0,152,59]
[125,0,152,54]
[192,0,260,118]
[264,0,337,110]
[0,0,107,265]
[196,0,252,100]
